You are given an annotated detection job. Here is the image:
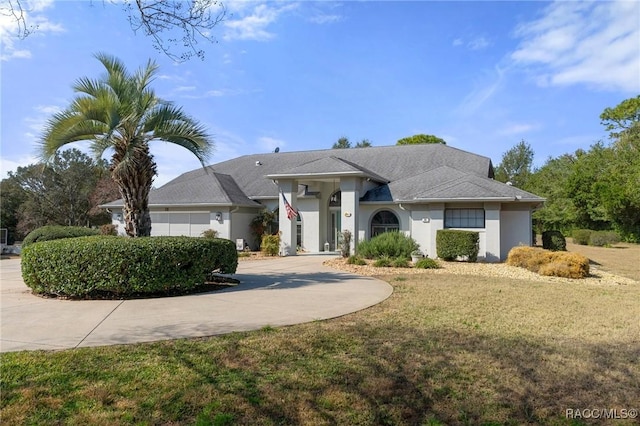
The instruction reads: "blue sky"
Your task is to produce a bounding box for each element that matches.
[1,0,638,187]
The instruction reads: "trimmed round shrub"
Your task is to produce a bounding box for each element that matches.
[373,256,393,267]
[542,230,566,251]
[414,258,440,269]
[22,225,99,247]
[21,236,238,298]
[201,229,219,239]
[571,229,592,245]
[346,255,366,265]
[357,231,419,259]
[588,231,620,247]
[436,229,479,262]
[391,257,410,268]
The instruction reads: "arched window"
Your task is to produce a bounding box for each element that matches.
[371,210,399,237]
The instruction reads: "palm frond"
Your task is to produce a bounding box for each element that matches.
[144,104,213,164]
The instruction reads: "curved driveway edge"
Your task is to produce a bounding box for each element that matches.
[0,255,392,353]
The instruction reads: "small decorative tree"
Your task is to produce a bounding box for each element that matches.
[250,208,278,247]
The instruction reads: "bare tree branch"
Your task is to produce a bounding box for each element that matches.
[125,0,226,62]
[0,0,37,38]
[1,0,226,62]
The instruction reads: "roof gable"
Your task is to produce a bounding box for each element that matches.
[267,156,388,182]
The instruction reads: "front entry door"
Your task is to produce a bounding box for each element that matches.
[329,209,341,251]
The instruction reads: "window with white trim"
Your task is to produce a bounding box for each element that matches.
[371,210,400,237]
[445,208,485,228]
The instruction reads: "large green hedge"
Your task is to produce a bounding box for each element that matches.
[542,230,566,251]
[21,236,238,298]
[22,225,100,247]
[436,229,479,262]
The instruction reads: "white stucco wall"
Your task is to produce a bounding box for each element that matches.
[500,205,533,259]
[231,208,261,250]
[298,197,320,251]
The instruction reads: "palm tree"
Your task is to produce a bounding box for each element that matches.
[40,53,212,237]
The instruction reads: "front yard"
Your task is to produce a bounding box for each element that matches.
[1,243,638,425]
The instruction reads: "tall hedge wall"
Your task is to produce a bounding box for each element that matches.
[436,229,480,262]
[21,236,238,298]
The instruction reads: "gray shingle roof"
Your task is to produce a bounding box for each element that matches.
[267,156,388,183]
[102,171,260,207]
[103,144,544,207]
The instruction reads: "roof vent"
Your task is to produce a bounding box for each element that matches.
[255,161,262,166]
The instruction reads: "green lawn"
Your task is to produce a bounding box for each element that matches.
[2,271,639,425]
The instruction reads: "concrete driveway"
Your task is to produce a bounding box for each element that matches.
[0,255,392,352]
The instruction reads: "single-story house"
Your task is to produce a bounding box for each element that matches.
[102,144,544,261]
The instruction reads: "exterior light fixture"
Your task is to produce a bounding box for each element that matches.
[215,212,222,221]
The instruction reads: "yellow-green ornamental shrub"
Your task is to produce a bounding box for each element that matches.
[507,246,589,279]
[261,234,280,256]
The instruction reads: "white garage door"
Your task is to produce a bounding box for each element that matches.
[150,212,211,237]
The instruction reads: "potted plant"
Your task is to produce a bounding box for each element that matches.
[411,250,423,263]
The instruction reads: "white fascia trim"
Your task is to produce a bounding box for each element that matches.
[266,171,365,179]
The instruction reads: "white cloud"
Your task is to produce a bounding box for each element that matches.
[308,13,341,25]
[152,126,248,187]
[468,36,490,50]
[457,65,505,115]
[21,104,61,142]
[174,85,196,92]
[0,155,39,179]
[511,0,640,93]
[223,2,299,41]
[0,0,64,61]
[452,36,490,50]
[498,123,539,136]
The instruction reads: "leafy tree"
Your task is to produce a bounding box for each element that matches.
[600,95,640,139]
[494,140,534,189]
[2,0,225,62]
[355,139,372,148]
[40,53,213,237]
[596,96,640,241]
[332,137,372,149]
[2,149,115,239]
[0,178,27,244]
[566,145,613,230]
[527,154,579,233]
[332,137,351,149]
[396,134,446,145]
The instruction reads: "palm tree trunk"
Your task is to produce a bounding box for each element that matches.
[120,181,152,237]
[112,143,157,237]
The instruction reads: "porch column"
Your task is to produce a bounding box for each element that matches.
[278,179,298,256]
[484,202,501,262]
[340,177,360,255]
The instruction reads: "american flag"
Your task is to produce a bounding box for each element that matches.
[281,191,298,220]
